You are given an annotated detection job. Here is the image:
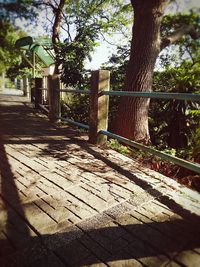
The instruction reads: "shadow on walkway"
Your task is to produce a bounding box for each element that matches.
[35,133,200,224]
[0,94,200,266]
[1,215,200,266]
[0,140,31,256]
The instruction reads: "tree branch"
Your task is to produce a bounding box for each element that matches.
[161,24,199,50]
[52,0,65,46]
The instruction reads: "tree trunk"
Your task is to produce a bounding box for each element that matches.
[115,0,169,143]
[52,0,65,74]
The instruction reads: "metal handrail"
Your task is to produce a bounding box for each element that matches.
[58,116,89,130]
[57,89,91,94]
[100,130,200,174]
[35,87,200,174]
[102,91,200,101]
[38,104,49,113]
[54,116,200,174]
[57,88,200,101]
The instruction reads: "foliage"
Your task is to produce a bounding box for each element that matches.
[0,1,46,78]
[159,11,200,68]
[107,139,131,155]
[106,137,200,192]
[150,61,200,151]
[161,11,200,38]
[100,10,200,160]
[59,33,99,87]
[0,20,43,79]
[192,127,200,163]
[52,0,132,87]
[7,61,35,80]
[101,44,130,130]
[61,93,90,125]
[0,21,27,74]
[103,44,130,90]
[55,0,132,128]
[63,9,199,149]
[0,0,36,23]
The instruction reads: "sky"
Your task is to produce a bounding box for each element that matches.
[15,0,200,70]
[88,0,200,69]
[88,0,200,70]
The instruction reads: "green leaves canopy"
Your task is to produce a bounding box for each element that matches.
[0,21,26,74]
[0,0,36,22]
[53,0,132,86]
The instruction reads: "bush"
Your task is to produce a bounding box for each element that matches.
[61,93,89,125]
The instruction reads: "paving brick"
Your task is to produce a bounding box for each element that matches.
[1,94,200,267]
[173,250,200,267]
[0,231,16,257]
[80,182,126,204]
[67,185,110,212]
[80,233,112,263]
[55,239,94,266]
[107,258,143,267]
[164,261,183,267]
[28,252,66,267]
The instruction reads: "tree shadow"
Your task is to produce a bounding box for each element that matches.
[0,140,31,257]
[78,142,200,221]
[39,134,200,224]
[0,97,42,262]
[1,216,200,267]
[1,94,200,266]
[3,132,199,266]
[0,102,80,139]
[44,218,200,266]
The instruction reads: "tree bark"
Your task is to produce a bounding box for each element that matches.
[115,0,169,143]
[52,0,65,74]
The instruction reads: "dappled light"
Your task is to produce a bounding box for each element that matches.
[0,93,200,266]
[1,0,199,265]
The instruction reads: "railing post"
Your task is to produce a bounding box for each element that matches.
[35,77,43,108]
[1,73,5,91]
[48,74,61,122]
[89,70,110,144]
[22,76,28,96]
[30,78,35,103]
[43,76,48,104]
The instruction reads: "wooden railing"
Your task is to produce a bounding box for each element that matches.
[31,70,200,175]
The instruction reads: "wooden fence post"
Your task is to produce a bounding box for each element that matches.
[22,76,28,96]
[89,70,110,144]
[35,78,43,108]
[1,73,5,91]
[30,78,35,103]
[48,74,61,122]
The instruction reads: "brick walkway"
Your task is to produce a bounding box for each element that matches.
[0,94,200,267]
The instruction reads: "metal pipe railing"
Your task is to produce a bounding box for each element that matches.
[57,89,91,94]
[32,74,200,175]
[38,104,49,113]
[102,91,200,101]
[100,130,200,175]
[57,88,200,101]
[58,116,89,130]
